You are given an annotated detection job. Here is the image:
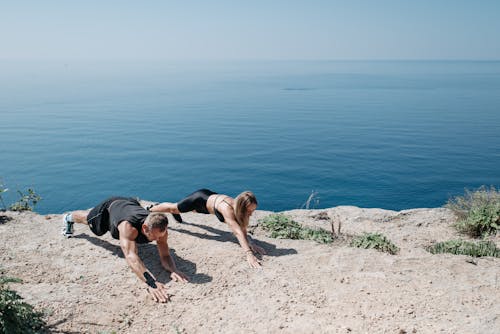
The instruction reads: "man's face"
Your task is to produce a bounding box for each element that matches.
[143,226,168,241]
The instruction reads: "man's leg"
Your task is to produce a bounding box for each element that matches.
[71,210,91,224]
[62,210,90,237]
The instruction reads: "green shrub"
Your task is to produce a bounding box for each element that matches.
[0,181,7,211]
[9,189,41,212]
[349,233,399,255]
[0,275,46,334]
[446,186,500,238]
[259,213,333,244]
[260,214,302,239]
[299,228,334,244]
[427,239,500,258]
[0,179,42,212]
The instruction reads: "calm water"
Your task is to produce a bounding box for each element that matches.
[1,60,499,214]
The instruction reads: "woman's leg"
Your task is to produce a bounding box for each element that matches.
[150,202,180,214]
[152,189,210,222]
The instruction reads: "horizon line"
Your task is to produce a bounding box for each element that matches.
[1,58,500,63]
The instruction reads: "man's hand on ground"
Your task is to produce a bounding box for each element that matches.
[147,282,170,303]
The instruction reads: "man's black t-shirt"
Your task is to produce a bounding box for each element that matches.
[108,198,150,244]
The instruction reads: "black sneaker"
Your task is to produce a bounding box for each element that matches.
[172,213,183,223]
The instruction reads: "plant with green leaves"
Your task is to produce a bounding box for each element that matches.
[0,181,7,211]
[299,227,334,244]
[427,239,499,258]
[260,214,302,239]
[259,213,333,244]
[0,275,46,334]
[9,188,42,212]
[349,232,399,255]
[446,186,500,238]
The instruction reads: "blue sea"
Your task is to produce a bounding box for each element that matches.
[1,60,499,214]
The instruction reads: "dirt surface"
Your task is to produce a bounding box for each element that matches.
[1,204,499,333]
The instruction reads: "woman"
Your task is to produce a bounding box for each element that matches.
[148,189,265,268]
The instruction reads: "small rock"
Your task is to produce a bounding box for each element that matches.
[465,258,477,265]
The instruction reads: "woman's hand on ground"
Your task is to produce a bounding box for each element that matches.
[170,270,189,283]
[147,282,170,303]
[246,252,262,268]
[250,243,266,255]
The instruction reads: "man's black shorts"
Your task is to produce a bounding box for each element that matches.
[86,196,130,236]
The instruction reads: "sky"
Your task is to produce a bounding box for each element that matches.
[1,0,499,61]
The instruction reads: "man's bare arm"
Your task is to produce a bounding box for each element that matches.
[156,236,189,282]
[118,221,169,302]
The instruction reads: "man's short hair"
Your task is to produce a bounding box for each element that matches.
[144,212,169,231]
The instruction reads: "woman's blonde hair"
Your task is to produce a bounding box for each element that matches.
[233,191,258,229]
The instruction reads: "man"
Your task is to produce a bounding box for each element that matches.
[62,196,188,303]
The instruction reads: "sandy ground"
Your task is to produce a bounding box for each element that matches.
[1,204,499,334]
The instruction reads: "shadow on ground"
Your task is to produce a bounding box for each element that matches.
[169,220,298,257]
[73,233,212,284]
